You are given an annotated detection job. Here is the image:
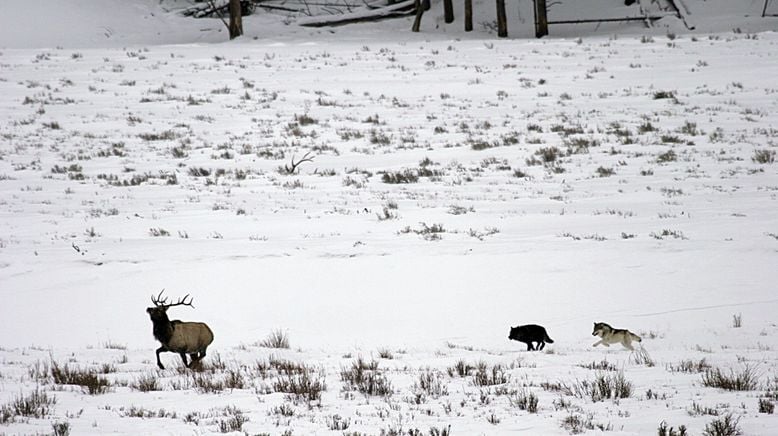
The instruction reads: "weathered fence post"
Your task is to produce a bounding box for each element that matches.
[465,0,473,32]
[534,0,549,37]
[496,0,508,37]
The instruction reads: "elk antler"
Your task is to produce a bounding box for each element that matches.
[151,289,195,309]
[283,151,315,174]
[151,289,168,306]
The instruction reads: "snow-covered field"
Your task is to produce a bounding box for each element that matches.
[1,1,777,435]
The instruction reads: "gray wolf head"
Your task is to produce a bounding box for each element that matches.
[592,322,612,337]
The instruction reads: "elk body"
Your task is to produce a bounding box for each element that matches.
[146,291,214,370]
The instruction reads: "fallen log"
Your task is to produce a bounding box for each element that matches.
[297,0,415,27]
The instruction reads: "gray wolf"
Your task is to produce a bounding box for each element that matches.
[509,324,554,351]
[592,322,641,350]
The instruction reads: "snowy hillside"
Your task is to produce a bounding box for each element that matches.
[1,0,777,435]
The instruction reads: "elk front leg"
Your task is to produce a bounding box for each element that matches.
[180,352,189,368]
[155,346,167,370]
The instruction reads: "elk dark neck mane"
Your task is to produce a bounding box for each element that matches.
[151,314,174,344]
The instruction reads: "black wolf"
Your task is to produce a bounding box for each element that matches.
[508,324,554,351]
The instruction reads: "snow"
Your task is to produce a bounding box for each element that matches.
[1,0,777,435]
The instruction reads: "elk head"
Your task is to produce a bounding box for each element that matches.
[146,289,194,321]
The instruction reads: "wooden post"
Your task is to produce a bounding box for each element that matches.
[534,0,549,38]
[465,0,473,32]
[443,0,454,23]
[496,0,507,37]
[412,0,424,32]
[422,0,431,11]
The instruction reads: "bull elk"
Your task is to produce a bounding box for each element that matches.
[146,291,214,370]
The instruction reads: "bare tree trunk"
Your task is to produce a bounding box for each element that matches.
[229,0,243,39]
[465,0,473,31]
[496,0,507,37]
[412,0,424,32]
[443,0,454,23]
[534,0,549,38]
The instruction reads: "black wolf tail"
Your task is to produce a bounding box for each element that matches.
[544,334,554,344]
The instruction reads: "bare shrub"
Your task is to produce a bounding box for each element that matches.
[268,356,308,375]
[381,169,418,184]
[326,414,351,430]
[215,406,249,433]
[561,371,632,402]
[377,206,399,221]
[193,373,225,393]
[578,360,617,371]
[596,166,615,177]
[130,373,160,392]
[51,361,110,395]
[701,365,759,391]
[653,90,676,100]
[447,360,475,377]
[148,227,170,237]
[270,403,295,417]
[509,388,539,413]
[51,420,71,436]
[658,421,688,436]
[260,329,290,349]
[561,412,612,433]
[414,369,448,399]
[752,149,775,164]
[535,146,561,164]
[667,358,711,373]
[657,149,677,163]
[688,401,719,416]
[340,357,392,396]
[631,348,655,367]
[273,367,326,403]
[702,413,741,436]
[473,362,509,387]
[0,388,56,423]
[758,398,774,414]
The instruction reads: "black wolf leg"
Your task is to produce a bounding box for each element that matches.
[538,341,546,350]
